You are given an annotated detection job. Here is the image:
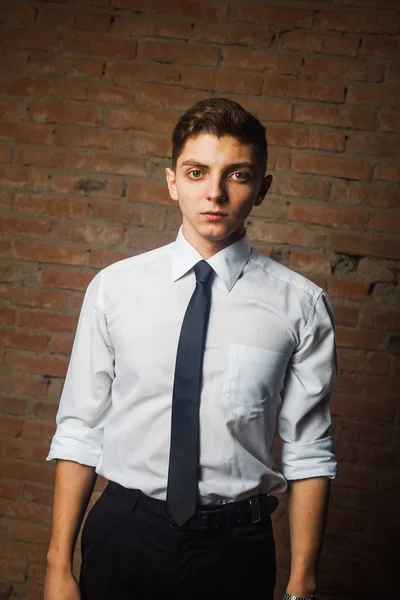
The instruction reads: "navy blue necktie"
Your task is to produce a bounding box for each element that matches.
[167,260,214,526]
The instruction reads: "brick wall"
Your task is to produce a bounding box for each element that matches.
[0,0,399,598]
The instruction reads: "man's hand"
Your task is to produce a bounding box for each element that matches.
[44,566,80,600]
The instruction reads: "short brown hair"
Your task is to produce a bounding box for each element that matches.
[171,97,267,176]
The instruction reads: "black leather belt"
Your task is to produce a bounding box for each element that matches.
[168,493,279,531]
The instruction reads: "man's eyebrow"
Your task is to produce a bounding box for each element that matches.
[180,160,256,171]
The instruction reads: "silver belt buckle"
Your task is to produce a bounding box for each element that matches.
[249,497,261,523]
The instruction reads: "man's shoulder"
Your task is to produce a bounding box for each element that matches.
[249,247,323,298]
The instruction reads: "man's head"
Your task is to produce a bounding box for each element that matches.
[171,97,268,178]
[166,98,272,258]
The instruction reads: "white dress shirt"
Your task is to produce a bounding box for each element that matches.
[47,228,337,504]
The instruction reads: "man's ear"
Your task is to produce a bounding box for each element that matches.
[254,174,273,207]
[165,168,179,202]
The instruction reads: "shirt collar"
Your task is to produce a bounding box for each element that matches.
[171,226,252,292]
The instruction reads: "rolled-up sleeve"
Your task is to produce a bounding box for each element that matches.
[278,291,338,481]
[47,271,114,467]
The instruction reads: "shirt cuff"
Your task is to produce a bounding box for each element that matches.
[281,436,338,480]
[46,425,103,467]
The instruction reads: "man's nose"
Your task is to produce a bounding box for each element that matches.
[206,176,227,202]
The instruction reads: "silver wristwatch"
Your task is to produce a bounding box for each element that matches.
[282,593,317,600]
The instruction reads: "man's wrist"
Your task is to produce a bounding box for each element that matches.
[282,593,317,600]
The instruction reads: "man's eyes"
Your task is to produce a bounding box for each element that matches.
[187,170,249,181]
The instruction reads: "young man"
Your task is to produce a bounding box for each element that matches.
[44,98,337,600]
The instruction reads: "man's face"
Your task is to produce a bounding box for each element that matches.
[166,134,272,257]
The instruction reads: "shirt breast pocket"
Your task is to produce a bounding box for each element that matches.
[222,344,288,421]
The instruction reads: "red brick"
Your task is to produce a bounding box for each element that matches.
[268,150,291,172]
[0,121,53,145]
[368,211,400,234]
[0,99,27,120]
[0,481,22,500]
[13,242,87,266]
[331,303,359,327]
[192,22,274,47]
[18,310,78,334]
[54,56,104,77]
[23,421,57,443]
[263,77,345,102]
[7,351,68,377]
[112,0,226,21]
[332,231,400,259]
[347,83,400,108]
[15,193,89,218]
[289,251,331,276]
[222,48,301,74]
[335,327,387,350]
[0,459,54,484]
[48,334,74,356]
[0,146,12,164]
[0,561,27,583]
[331,393,394,422]
[378,112,400,132]
[329,279,370,301]
[267,126,345,152]
[92,201,166,229]
[332,185,399,208]
[40,268,93,291]
[388,62,400,81]
[129,182,172,205]
[93,153,148,177]
[32,401,58,421]
[292,153,372,181]
[303,56,383,82]
[362,35,400,57]
[339,421,392,445]
[75,9,112,32]
[138,40,219,67]
[135,83,208,112]
[248,222,327,248]
[30,102,103,125]
[0,264,22,283]
[0,329,49,352]
[17,145,91,170]
[271,175,330,200]
[0,397,27,417]
[318,10,400,34]
[64,33,136,59]
[132,132,171,158]
[50,174,125,199]
[55,126,130,150]
[106,61,180,86]
[288,203,368,230]
[23,482,53,506]
[127,229,176,251]
[0,372,47,397]
[181,67,263,95]
[108,108,177,133]
[2,497,52,524]
[0,47,28,72]
[0,3,36,25]
[48,221,125,245]
[0,216,47,238]
[0,415,23,437]
[359,307,400,330]
[1,28,60,51]
[347,133,399,157]
[239,98,293,124]
[338,350,390,375]
[89,248,131,269]
[0,167,48,190]
[0,241,10,257]
[250,195,287,221]
[112,15,192,39]
[0,190,12,208]
[9,520,51,544]
[280,31,361,57]
[0,306,16,325]
[35,5,77,29]
[0,75,55,97]
[59,78,132,105]
[375,163,400,182]
[232,4,313,27]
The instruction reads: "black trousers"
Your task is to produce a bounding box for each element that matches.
[79,482,276,600]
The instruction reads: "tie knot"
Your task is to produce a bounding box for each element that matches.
[194,260,214,284]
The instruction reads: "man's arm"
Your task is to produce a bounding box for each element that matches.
[44,460,97,600]
[285,477,330,598]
